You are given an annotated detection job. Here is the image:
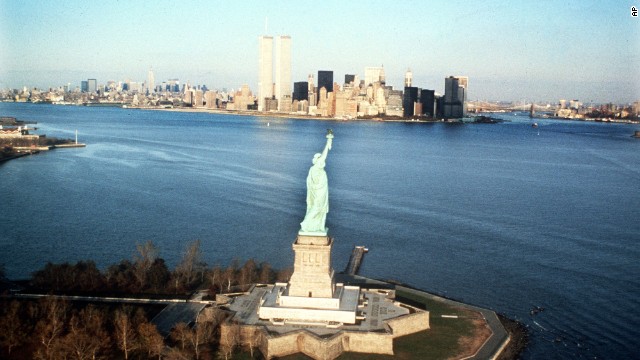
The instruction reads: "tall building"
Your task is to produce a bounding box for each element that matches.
[293,82,308,102]
[87,79,97,93]
[258,35,274,111]
[420,89,436,117]
[275,35,292,111]
[317,70,333,94]
[404,68,412,87]
[444,76,468,118]
[233,85,254,111]
[344,74,355,85]
[307,74,316,106]
[81,81,88,93]
[205,90,218,109]
[403,87,419,118]
[364,66,385,86]
[147,68,155,94]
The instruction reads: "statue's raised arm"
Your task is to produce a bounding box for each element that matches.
[299,130,334,235]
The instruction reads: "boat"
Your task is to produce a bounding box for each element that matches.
[532,123,538,128]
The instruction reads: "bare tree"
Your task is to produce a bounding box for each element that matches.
[189,321,213,360]
[207,265,222,292]
[170,322,190,352]
[137,321,164,360]
[134,240,159,290]
[222,263,237,293]
[276,267,293,282]
[258,261,272,284]
[114,307,137,360]
[62,308,110,360]
[243,328,261,359]
[239,259,257,288]
[218,322,240,360]
[34,297,69,360]
[0,300,25,355]
[174,240,205,290]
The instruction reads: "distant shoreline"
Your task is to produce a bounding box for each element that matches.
[132,105,444,123]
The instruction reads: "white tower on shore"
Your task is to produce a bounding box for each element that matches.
[275,35,292,111]
[258,35,274,111]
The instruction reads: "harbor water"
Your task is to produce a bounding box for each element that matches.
[1,103,639,359]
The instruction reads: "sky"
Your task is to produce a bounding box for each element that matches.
[1,0,639,103]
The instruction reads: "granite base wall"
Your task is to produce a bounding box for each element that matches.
[220,308,430,360]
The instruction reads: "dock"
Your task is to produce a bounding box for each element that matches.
[344,245,368,275]
[54,143,86,148]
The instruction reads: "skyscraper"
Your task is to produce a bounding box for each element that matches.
[403,87,419,118]
[364,66,385,86]
[87,79,97,93]
[147,68,155,94]
[317,71,333,94]
[258,35,274,111]
[404,68,412,87]
[275,35,292,111]
[293,82,308,102]
[420,89,436,117]
[444,76,468,118]
[344,74,355,85]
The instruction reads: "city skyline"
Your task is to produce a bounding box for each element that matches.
[1,0,639,103]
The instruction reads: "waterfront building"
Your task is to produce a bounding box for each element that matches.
[258,35,274,111]
[293,82,308,102]
[204,90,218,109]
[443,76,468,118]
[294,99,309,113]
[335,90,357,118]
[375,86,386,114]
[307,74,316,106]
[570,99,581,109]
[403,86,419,118]
[147,68,155,94]
[386,90,403,117]
[420,89,436,117]
[317,71,333,94]
[87,79,97,93]
[275,35,292,111]
[279,95,292,112]
[183,89,193,105]
[194,89,204,107]
[232,84,254,111]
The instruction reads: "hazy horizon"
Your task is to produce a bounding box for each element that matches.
[1,0,639,103]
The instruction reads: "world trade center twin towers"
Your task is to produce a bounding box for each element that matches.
[258,35,291,112]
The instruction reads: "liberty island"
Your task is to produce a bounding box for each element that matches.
[218,131,508,359]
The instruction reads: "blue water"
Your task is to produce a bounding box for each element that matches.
[1,103,639,359]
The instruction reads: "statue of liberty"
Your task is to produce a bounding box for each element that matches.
[300,130,334,234]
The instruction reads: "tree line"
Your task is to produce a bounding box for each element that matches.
[0,297,230,359]
[0,240,293,359]
[27,240,292,297]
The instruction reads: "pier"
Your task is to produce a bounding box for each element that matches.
[344,245,368,275]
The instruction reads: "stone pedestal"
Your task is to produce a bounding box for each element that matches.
[257,233,360,326]
[287,235,334,298]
